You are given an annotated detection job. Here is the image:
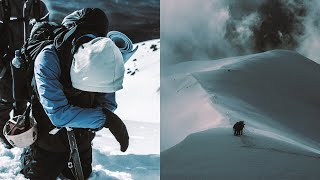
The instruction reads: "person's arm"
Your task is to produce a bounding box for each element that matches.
[34,45,106,129]
[94,92,118,113]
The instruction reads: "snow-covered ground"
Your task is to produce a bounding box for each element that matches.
[161,50,320,179]
[162,128,320,180]
[0,39,160,180]
[116,39,160,123]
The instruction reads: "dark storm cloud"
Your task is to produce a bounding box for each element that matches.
[225,0,305,52]
[161,0,320,66]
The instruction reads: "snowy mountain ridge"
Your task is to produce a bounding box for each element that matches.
[161,49,320,179]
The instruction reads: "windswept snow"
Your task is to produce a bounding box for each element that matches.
[161,74,225,150]
[162,128,320,180]
[193,50,320,151]
[161,50,320,179]
[0,39,160,180]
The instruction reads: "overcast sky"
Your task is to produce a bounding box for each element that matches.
[161,0,320,66]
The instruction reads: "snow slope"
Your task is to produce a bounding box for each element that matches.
[161,73,225,150]
[162,128,320,180]
[161,50,320,179]
[116,39,160,124]
[0,39,160,180]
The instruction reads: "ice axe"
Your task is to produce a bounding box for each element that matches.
[49,127,84,180]
[66,127,84,180]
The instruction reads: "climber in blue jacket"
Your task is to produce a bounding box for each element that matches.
[20,8,129,180]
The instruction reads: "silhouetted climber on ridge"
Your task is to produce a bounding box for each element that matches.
[233,121,245,136]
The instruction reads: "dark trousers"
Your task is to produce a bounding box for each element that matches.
[0,71,13,144]
[0,70,27,144]
[21,145,93,180]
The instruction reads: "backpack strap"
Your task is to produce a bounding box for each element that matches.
[71,34,96,55]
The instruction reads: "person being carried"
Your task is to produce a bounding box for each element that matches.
[19,8,129,180]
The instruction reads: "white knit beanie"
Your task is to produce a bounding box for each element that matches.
[71,37,125,93]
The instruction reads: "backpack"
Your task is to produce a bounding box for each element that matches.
[12,21,91,129]
[19,22,64,101]
[12,8,108,128]
[17,21,97,104]
[18,8,109,103]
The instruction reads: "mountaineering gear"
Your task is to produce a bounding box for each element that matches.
[107,31,139,63]
[0,0,48,148]
[19,21,63,102]
[52,8,110,95]
[3,115,37,148]
[11,50,23,68]
[103,108,129,152]
[20,144,93,179]
[5,22,62,149]
[66,127,84,180]
[61,8,109,36]
[11,50,28,101]
[3,104,37,148]
[71,37,125,93]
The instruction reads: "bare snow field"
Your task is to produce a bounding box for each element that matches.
[162,128,320,180]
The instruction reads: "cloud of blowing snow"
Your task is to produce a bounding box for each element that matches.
[161,0,320,66]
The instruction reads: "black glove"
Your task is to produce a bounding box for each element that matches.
[102,108,129,152]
